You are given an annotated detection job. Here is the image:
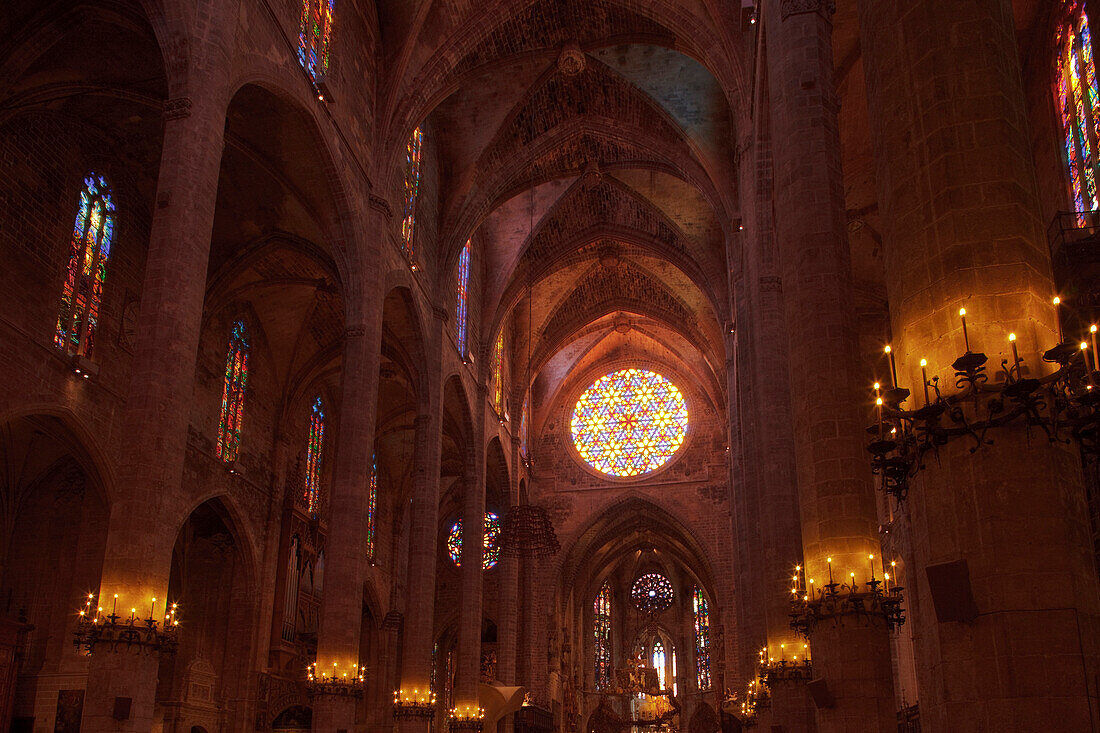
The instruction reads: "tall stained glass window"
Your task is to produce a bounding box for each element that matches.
[572,369,688,477]
[519,394,529,459]
[216,320,250,462]
[366,452,378,558]
[56,173,114,358]
[594,583,612,691]
[652,639,667,690]
[304,396,325,513]
[491,331,504,415]
[1057,1,1100,217]
[693,587,712,690]
[456,240,471,356]
[401,127,424,257]
[447,512,501,570]
[298,0,335,81]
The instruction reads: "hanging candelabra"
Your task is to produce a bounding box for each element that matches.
[787,557,905,637]
[73,592,179,654]
[393,688,437,720]
[448,705,485,732]
[868,307,1100,503]
[756,644,813,685]
[307,662,365,698]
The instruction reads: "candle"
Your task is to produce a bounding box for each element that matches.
[1082,342,1095,387]
[808,578,814,600]
[884,572,890,593]
[1054,297,1065,342]
[920,359,930,405]
[876,397,884,440]
[1092,326,1099,372]
[826,557,834,584]
[1008,333,1020,376]
[884,345,899,388]
[150,597,156,619]
[960,308,971,352]
[869,554,876,581]
[112,594,118,616]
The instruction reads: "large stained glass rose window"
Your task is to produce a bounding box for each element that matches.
[571,369,688,477]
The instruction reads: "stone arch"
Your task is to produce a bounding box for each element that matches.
[688,702,719,733]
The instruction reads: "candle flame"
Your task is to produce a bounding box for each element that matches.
[1009,333,1016,342]
[920,358,927,366]
[876,397,883,405]
[1054,296,1061,306]
[959,307,966,316]
[1082,342,1089,351]
[873,381,880,390]
[1093,325,1098,334]
[884,345,892,354]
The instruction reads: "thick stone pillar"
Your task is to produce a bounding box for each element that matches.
[858,1,1100,728]
[454,408,487,712]
[80,89,227,733]
[762,0,896,729]
[313,247,385,731]
[397,313,445,733]
[736,125,816,731]
[494,437,522,733]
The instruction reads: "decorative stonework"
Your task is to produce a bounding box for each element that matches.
[558,41,587,76]
[163,97,193,120]
[368,194,393,221]
[780,0,836,19]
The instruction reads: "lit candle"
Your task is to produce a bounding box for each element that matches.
[960,308,970,352]
[826,557,834,584]
[112,594,118,616]
[808,578,814,600]
[876,397,884,440]
[884,572,890,593]
[1092,326,1099,372]
[869,554,876,581]
[1054,297,1065,342]
[884,345,899,388]
[150,597,156,619]
[919,358,928,405]
[1083,342,1095,386]
[1008,334,1020,375]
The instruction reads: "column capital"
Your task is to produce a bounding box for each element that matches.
[163,97,193,120]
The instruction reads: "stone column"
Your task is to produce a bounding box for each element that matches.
[397,311,445,733]
[80,89,227,733]
[313,245,385,731]
[858,1,1100,728]
[736,128,816,730]
[762,0,896,729]
[495,437,522,687]
[454,407,487,715]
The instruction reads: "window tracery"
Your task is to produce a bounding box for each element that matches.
[56,173,114,358]
[216,320,249,462]
[1057,1,1100,216]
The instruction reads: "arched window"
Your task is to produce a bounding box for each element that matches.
[594,582,612,691]
[1057,1,1100,216]
[216,320,249,462]
[56,173,115,358]
[456,239,471,356]
[366,452,378,558]
[519,394,529,459]
[298,0,336,81]
[304,396,325,513]
[491,331,504,415]
[401,127,424,257]
[447,513,501,570]
[652,639,667,690]
[693,587,711,690]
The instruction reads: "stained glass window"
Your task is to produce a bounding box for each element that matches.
[366,452,378,558]
[1057,1,1100,219]
[216,320,249,462]
[519,394,529,459]
[55,173,114,358]
[304,396,325,513]
[572,369,688,477]
[491,331,504,415]
[447,512,501,570]
[297,0,335,81]
[401,127,424,257]
[693,587,711,690]
[652,639,667,690]
[456,239,470,356]
[631,573,674,614]
[594,582,612,691]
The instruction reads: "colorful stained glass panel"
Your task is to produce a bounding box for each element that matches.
[571,369,688,477]
[693,587,711,690]
[456,240,470,356]
[447,512,501,570]
[401,127,423,256]
[55,173,114,358]
[594,582,612,691]
[366,452,378,557]
[304,396,325,512]
[216,320,249,462]
[1057,1,1100,219]
[297,0,336,81]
